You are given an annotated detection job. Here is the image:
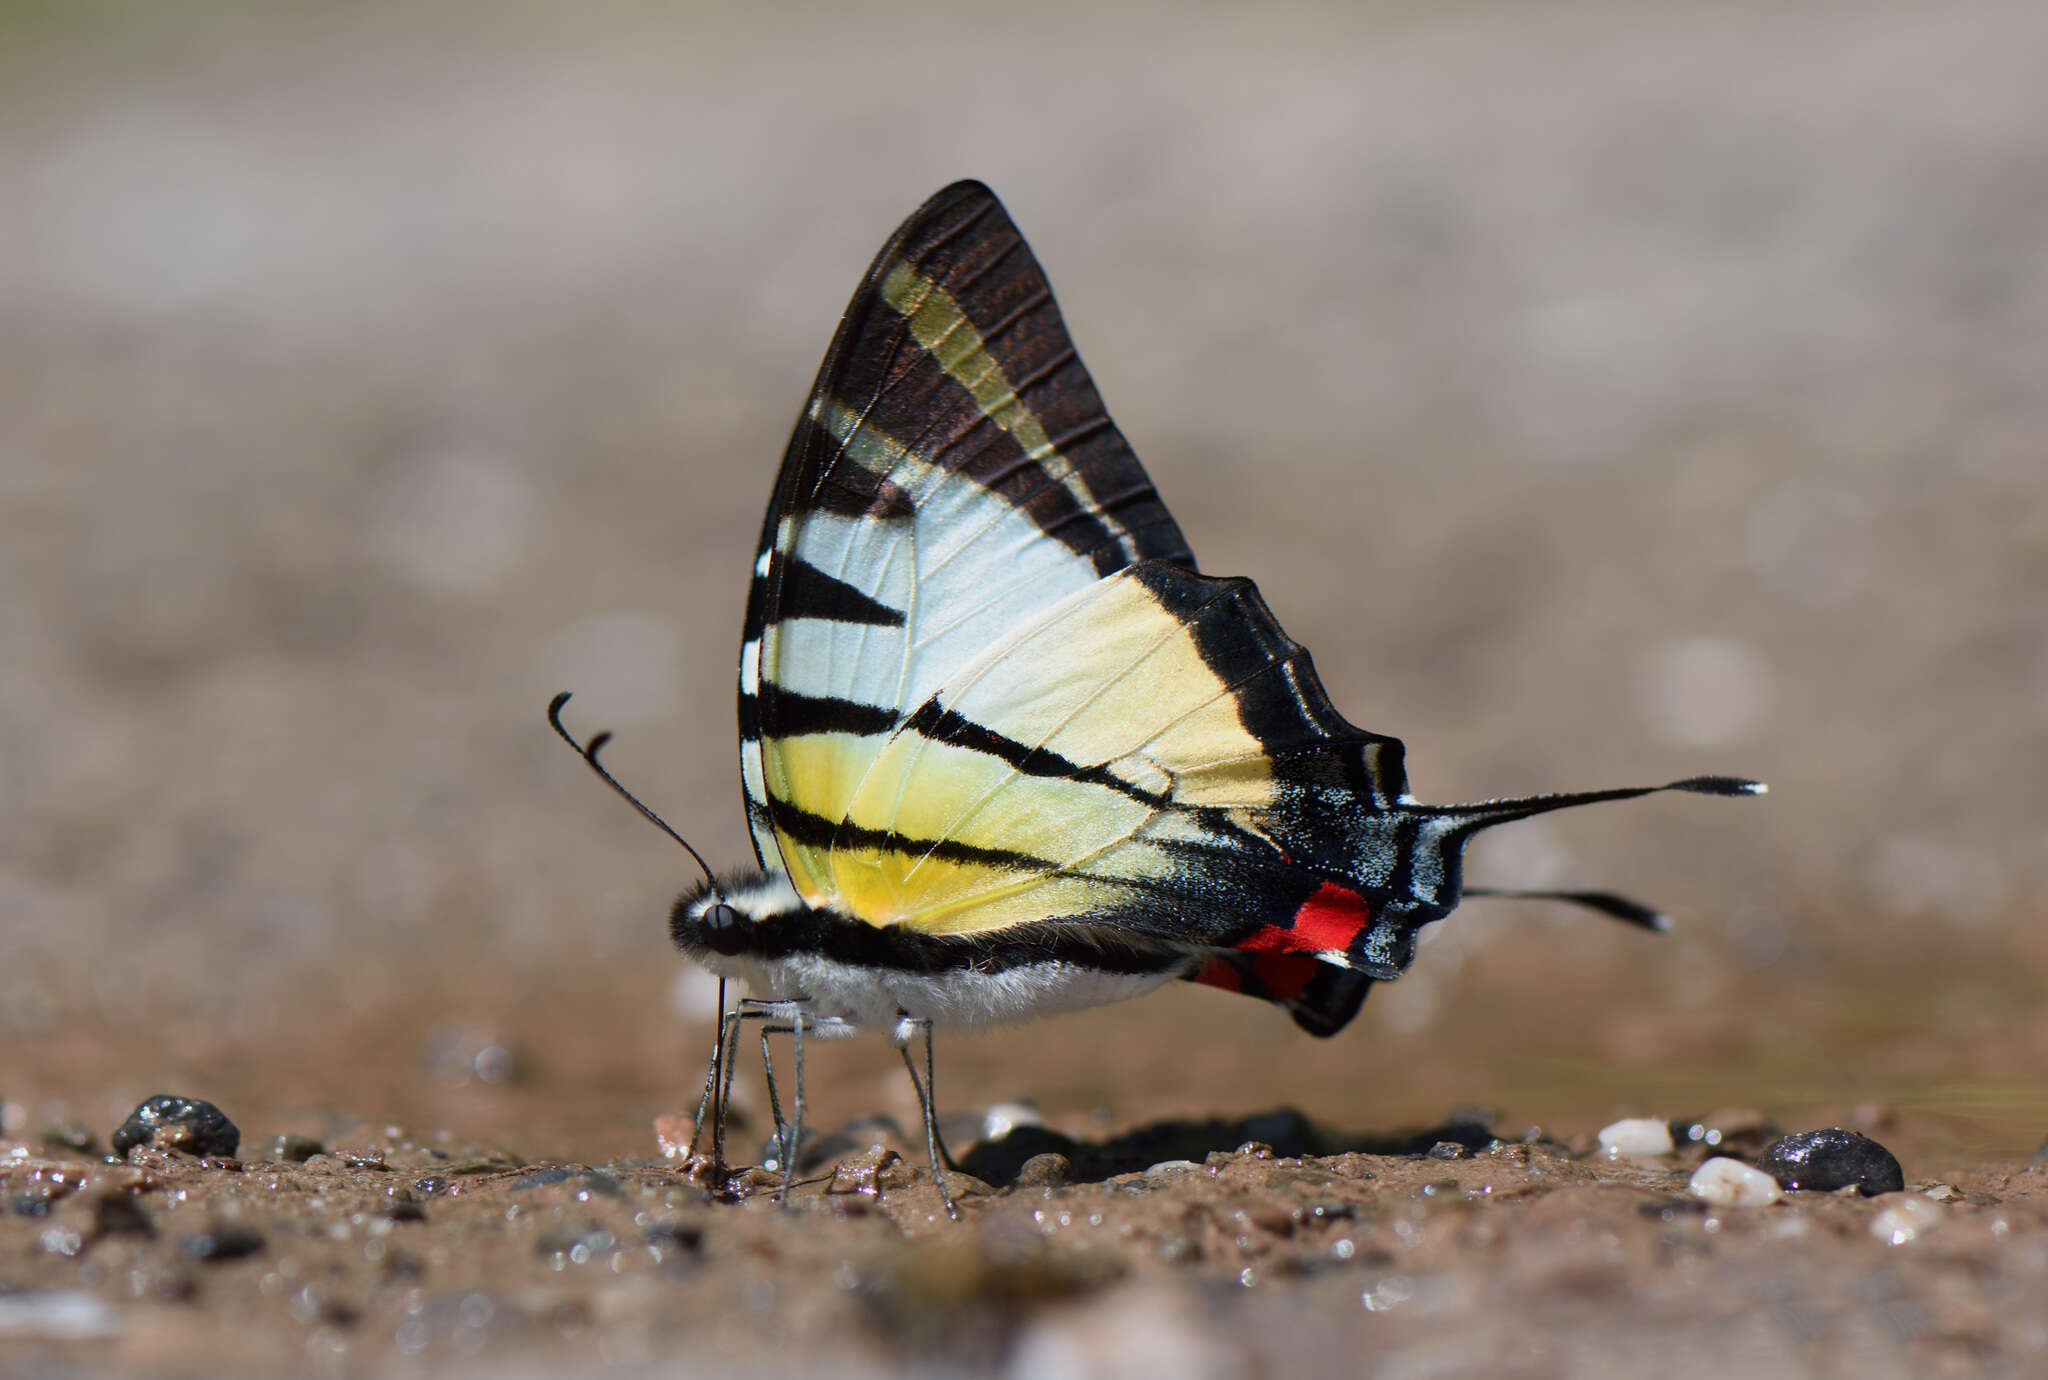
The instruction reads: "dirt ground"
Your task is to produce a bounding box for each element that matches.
[7,1085,2048,1379]
[6,1,2048,1375]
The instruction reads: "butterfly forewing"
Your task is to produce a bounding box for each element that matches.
[743,183,1194,882]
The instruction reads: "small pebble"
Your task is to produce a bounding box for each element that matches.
[91,1195,154,1238]
[1688,1156,1784,1206]
[1143,1160,1201,1181]
[0,1291,122,1340]
[1759,1128,1904,1196]
[39,1124,98,1156]
[1639,1198,1710,1222]
[1870,1195,1942,1244]
[980,1102,1044,1142]
[260,1134,325,1163]
[1013,1153,1072,1189]
[825,1147,912,1197]
[640,1221,703,1255]
[652,1114,697,1161]
[111,1096,240,1159]
[1598,1117,1676,1158]
[379,1188,427,1223]
[178,1227,265,1262]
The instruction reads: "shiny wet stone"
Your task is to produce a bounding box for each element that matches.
[111,1095,241,1159]
[1759,1128,1904,1196]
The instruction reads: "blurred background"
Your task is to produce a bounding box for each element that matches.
[4,0,2044,1159]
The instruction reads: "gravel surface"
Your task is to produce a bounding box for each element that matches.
[6,1108,2048,1379]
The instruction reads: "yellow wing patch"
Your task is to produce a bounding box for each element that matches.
[769,568,1277,935]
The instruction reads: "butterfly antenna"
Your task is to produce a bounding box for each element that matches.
[1419,775,1766,838]
[548,692,717,890]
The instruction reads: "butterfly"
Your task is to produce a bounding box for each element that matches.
[551,180,1762,1216]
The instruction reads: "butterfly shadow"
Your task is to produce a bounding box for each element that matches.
[949,1108,1512,1189]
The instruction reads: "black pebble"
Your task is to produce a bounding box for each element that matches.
[93,1196,155,1238]
[1638,1199,1709,1222]
[641,1221,704,1254]
[179,1227,264,1262]
[1759,1128,1904,1196]
[111,1096,240,1159]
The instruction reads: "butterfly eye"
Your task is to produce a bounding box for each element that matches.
[700,902,749,957]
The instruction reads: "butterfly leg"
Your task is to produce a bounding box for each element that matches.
[786,1007,807,1210]
[756,1023,789,1170]
[895,1016,959,1220]
[689,995,746,1189]
[686,978,730,1158]
[713,1003,746,1175]
[736,997,809,1184]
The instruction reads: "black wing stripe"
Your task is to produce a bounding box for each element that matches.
[772,799,1063,873]
[750,688,898,740]
[1130,563,1406,802]
[712,908,1193,978]
[805,448,914,520]
[900,699,1167,807]
[770,556,905,628]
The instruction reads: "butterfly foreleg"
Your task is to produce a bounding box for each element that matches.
[689,986,746,1189]
[787,1009,806,1210]
[686,980,727,1160]
[894,1015,960,1220]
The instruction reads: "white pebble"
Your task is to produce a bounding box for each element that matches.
[0,1291,122,1340]
[980,1102,1044,1142]
[1870,1195,1942,1245]
[1688,1157,1784,1206]
[1597,1117,1675,1158]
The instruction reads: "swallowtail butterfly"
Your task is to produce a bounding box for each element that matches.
[552,181,1762,1214]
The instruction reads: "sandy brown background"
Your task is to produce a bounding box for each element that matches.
[4,0,2046,1307]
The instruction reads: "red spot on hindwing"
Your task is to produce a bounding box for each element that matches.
[1246,953,1318,1002]
[1237,882,1373,956]
[1191,956,1245,993]
[1189,953,1320,1003]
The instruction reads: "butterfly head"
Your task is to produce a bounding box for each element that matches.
[669,868,810,968]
